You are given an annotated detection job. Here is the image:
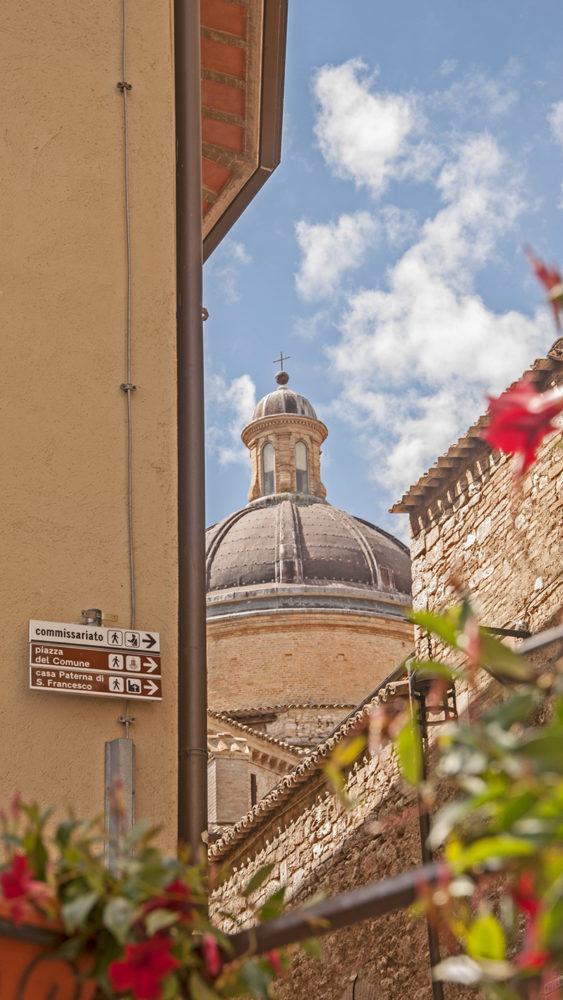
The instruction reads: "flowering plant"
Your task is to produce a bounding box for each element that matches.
[400,599,563,1000]
[0,796,287,999]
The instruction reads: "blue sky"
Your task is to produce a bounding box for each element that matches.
[203,0,563,538]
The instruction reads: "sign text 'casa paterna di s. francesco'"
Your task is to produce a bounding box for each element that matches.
[28,620,162,702]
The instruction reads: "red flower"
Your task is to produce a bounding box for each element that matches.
[0,853,51,925]
[202,933,223,979]
[525,246,563,328]
[1,854,34,900]
[143,879,193,923]
[481,377,563,477]
[109,937,180,1000]
[515,946,552,971]
[512,871,541,917]
[267,949,283,976]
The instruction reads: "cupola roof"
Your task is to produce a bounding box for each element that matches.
[250,370,318,421]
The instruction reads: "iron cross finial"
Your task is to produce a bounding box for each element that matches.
[273,351,291,372]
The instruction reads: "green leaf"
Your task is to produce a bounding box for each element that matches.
[395,716,423,785]
[410,609,461,649]
[518,734,563,774]
[450,835,534,871]
[478,633,533,683]
[259,885,286,921]
[62,891,99,933]
[482,692,538,729]
[241,960,272,998]
[331,734,367,768]
[541,897,563,951]
[428,800,472,850]
[145,908,179,936]
[301,936,323,959]
[189,971,222,1000]
[410,660,463,682]
[102,896,135,943]
[55,820,80,849]
[242,863,275,898]
[466,914,506,961]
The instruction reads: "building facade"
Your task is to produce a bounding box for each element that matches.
[210,354,562,1000]
[206,371,413,827]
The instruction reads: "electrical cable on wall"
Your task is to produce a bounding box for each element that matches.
[118,0,136,736]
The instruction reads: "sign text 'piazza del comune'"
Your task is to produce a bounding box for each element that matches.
[28,620,162,701]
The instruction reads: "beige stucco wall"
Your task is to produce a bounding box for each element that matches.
[0,1,178,840]
[207,611,413,711]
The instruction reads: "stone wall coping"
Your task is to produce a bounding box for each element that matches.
[391,355,562,516]
[208,710,306,758]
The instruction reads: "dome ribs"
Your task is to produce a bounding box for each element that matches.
[275,499,303,584]
[206,496,411,597]
[324,507,381,588]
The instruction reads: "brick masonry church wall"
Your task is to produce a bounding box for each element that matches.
[409,428,563,644]
[265,706,354,746]
[207,612,413,711]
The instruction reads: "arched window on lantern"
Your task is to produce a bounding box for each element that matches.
[295,441,309,493]
[262,443,276,495]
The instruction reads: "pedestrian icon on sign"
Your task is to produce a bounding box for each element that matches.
[111,655,123,670]
[110,631,123,645]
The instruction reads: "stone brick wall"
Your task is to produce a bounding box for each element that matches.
[265,706,355,747]
[409,426,562,642]
[207,611,413,712]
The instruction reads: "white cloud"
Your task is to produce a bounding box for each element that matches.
[292,308,333,341]
[548,101,563,148]
[440,59,457,77]
[294,211,379,301]
[204,238,251,304]
[438,68,518,118]
[381,205,419,247]
[326,133,550,498]
[206,373,256,466]
[313,59,435,196]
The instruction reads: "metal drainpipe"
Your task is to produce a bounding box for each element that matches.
[409,677,444,1000]
[174,0,208,857]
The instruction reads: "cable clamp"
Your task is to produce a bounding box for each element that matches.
[117,81,132,91]
[201,307,209,322]
[120,383,136,393]
[181,747,209,759]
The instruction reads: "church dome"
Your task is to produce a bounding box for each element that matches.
[206,494,411,609]
[206,368,413,717]
[251,371,318,421]
[206,368,411,621]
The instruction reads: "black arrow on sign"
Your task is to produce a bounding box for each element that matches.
[142,633,157,649]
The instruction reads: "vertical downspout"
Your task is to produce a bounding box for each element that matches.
[409,678,444,1000]
[174,0,208,857]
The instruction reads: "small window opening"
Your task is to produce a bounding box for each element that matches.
[295,441,309,493]
[262,443,276,495]
[250,773,257,807]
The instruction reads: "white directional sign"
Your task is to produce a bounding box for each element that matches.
[28,621,162,701]
[29,620,160,653]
